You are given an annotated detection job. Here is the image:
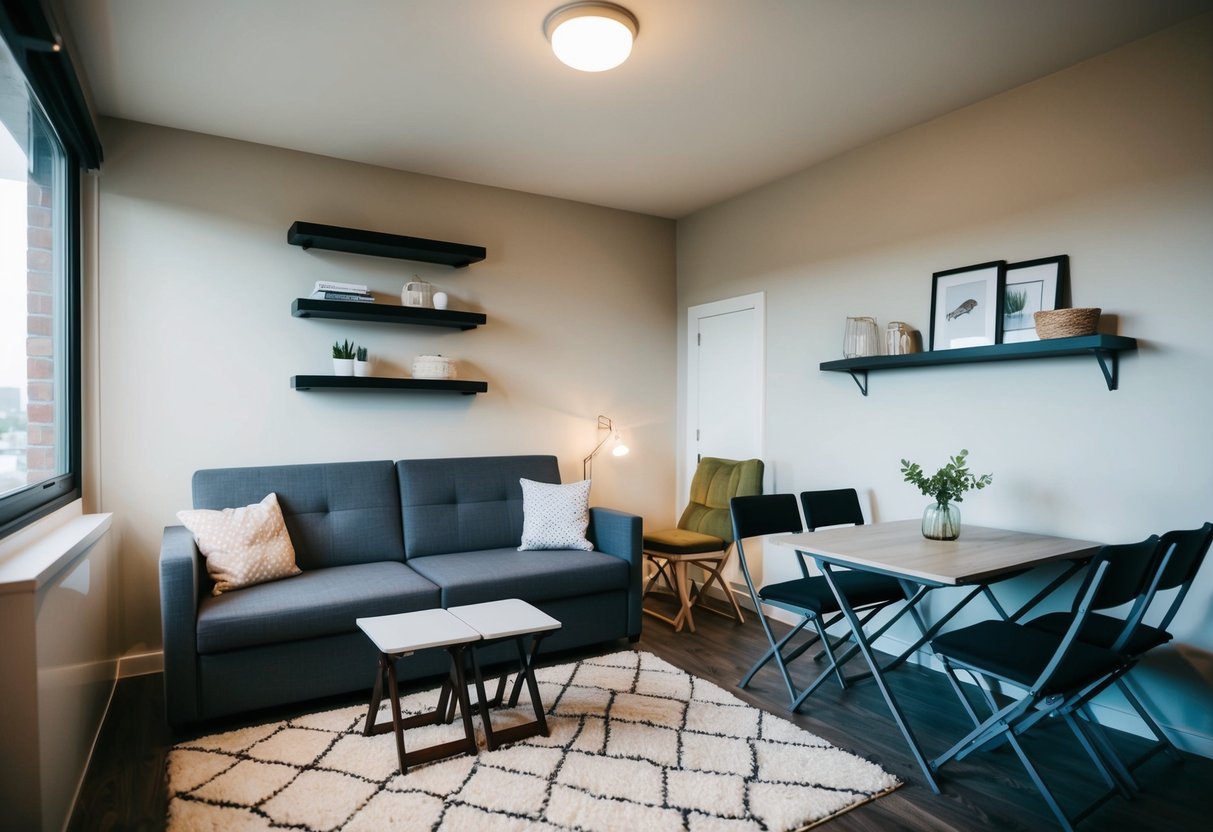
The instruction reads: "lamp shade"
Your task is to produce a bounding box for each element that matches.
[544,2,638,72]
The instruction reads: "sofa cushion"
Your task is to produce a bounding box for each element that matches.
[519,478,593,551]
[193,460,404,571]
[406,547,629,607]
[196,561,439,654]
[397,455,561,558]
[177,492,301,595]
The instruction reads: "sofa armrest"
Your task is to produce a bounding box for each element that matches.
[160,524,203,727]
[588,507,643,639]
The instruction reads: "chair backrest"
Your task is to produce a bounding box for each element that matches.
[800,488,864,531]
[1077,535,1165,614]
[730,494,804,542]
[678,457,763,544]
[1149,522,1213,632]
[730,494,803,594]
[1066,535,1163,654]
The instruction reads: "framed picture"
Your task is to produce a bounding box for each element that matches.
[929,261,1005,351]
[1000,255,1068,343]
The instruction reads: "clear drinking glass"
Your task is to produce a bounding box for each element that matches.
[843,317,879,358]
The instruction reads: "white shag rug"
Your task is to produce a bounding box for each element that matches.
[167,650,899,831]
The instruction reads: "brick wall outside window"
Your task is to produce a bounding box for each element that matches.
[26,178,55,484]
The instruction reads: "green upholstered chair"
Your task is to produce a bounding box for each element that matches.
[643,457,763,632]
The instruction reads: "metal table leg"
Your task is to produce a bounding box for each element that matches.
[818,561,941,794]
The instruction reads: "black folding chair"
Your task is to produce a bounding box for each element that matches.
[731,493,906,710]
[930,537,1164,832]
[1025,522,1212,775]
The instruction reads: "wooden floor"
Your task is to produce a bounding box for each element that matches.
[70,607,1213,831]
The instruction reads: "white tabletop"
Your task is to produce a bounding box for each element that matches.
[448,598,562,640]
[772,519,1101,586]
[356,608,481,654]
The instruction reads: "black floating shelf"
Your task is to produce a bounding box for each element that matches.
[288,221,486,268]
[292,298,485,330]
[291,376,487,395]
[820,334,1138,395]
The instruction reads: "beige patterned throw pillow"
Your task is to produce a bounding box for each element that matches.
[518,478,594,551]
[177,492,301,595]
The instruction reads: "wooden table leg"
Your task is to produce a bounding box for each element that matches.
[363,647,480,774]
[363,653,387,737]
[470,633,553,751]
[384,653,408,771]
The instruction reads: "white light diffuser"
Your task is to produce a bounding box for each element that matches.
[544,3,638,72]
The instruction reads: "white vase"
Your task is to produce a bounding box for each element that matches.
[354,359,370,377]
[332,358,355,376]
[432,291,448,310]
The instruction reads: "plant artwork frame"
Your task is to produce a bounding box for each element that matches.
[1000,255,1068,343]
[929,261,1005,351]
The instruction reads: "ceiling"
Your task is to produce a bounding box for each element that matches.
[57,0,1213,219]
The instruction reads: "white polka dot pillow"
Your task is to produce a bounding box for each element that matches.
[177,492,302,595]
[518,478,594,551]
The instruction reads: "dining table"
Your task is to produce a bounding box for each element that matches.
[771,518,1101,792]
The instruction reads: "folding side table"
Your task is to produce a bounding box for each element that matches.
[447,598,563,751]
[356,608,481,773]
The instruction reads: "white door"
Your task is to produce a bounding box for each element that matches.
[685,293,764,590]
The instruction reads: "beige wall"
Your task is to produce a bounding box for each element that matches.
[677,15,1213,752]
[93,121,678,653]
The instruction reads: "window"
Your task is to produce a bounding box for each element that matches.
[0,4,100,538]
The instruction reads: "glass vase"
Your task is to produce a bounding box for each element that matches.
[922,501,961,540]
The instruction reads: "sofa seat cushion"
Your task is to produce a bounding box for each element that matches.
[197,561,440,654]
[407,548,628,607]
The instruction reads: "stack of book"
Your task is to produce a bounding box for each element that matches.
[309,281,374,303]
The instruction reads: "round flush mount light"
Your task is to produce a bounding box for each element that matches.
[544,2,639,72]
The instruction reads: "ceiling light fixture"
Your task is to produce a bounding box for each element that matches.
[544,2,639,72]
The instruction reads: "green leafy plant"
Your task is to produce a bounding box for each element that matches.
[900,449,992,507]
[355,346,368,361]
[331,339,356,359]
[1004,288,1027,314]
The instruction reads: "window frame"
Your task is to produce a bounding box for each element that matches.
[0,1,100,539]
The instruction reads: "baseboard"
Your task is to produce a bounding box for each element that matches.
[697,581,1213,759]
[118,650,164,678]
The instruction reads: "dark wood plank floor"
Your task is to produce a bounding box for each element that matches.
[70,608,1212,831]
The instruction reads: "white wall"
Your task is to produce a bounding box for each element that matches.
[676,15,1213,753]
[93,121,678,653]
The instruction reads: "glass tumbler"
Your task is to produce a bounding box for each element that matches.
[843,316,879,358]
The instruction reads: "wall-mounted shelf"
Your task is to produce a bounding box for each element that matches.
[291,376,487,395]
[288,221,486,268]
[292,298,485,330]
[820,334,1138,395]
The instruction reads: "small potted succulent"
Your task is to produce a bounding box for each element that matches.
[900,448,992,540]
[331,339,356,376]
[354,345,370,377]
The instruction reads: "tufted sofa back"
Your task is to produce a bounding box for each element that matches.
[397,455,561,558]
[191,460,403,571]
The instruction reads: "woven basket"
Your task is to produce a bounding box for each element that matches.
[1033,307,1100,339]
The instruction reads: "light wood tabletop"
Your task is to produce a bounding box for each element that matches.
[771,519,1101,586]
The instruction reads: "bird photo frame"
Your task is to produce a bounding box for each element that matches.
[929,261,1005,351]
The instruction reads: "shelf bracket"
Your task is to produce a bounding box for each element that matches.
[847,370,869,396]
[1093,349,1119,391]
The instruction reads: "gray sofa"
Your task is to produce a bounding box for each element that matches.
[159,455,642,728]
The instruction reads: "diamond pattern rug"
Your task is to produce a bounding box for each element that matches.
[166,650,899,831]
